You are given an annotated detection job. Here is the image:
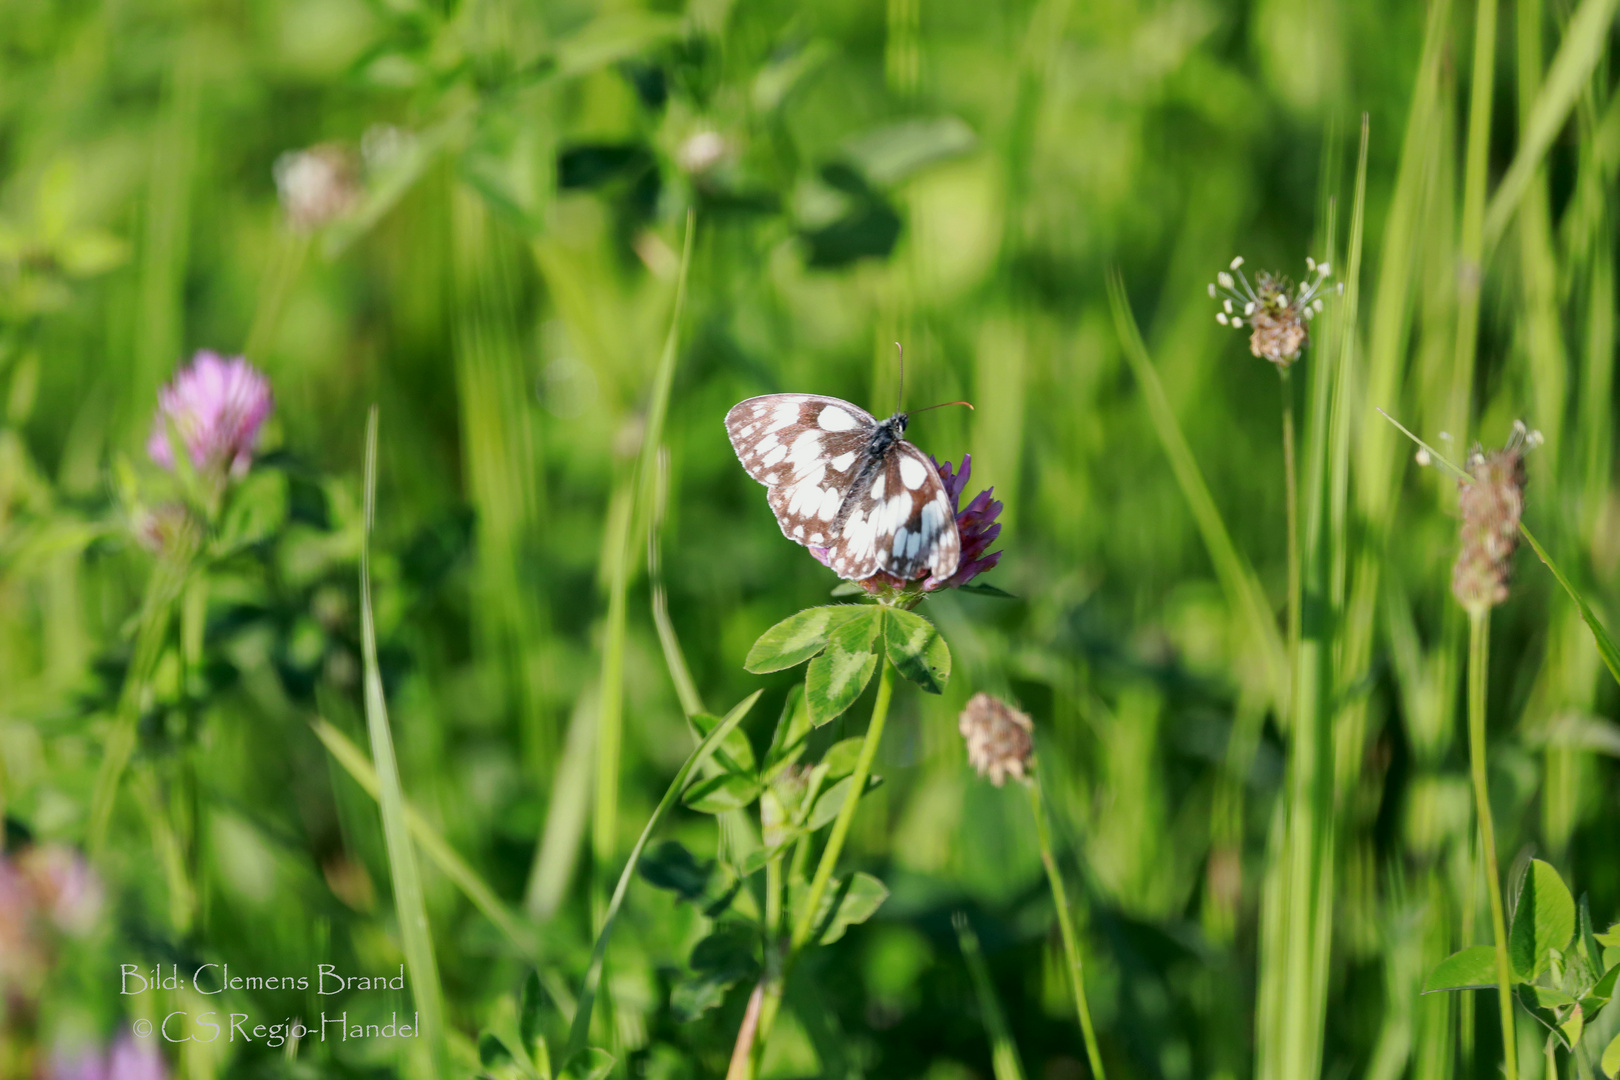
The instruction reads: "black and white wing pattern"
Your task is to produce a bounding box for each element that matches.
[821,440,960,583]
[725,393,961,584]
[726,393,875,544]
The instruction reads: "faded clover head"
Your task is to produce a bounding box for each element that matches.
[810,453,1003,605]
[958,693,1035,787]
[273,144,359,232]
[1209,256,1339,369]
[146,351,273,480]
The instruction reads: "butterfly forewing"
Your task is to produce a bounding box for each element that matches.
[823,441,960,582]
[726,392,962,584]
[727,394,875,544]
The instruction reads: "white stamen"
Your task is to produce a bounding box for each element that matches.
[1245,302,1256,316]
[1230,256,1244,270]
[1415,448,1431,466]
[1232,318,1243,327]
[1217,313,1229,325]
[1224,299,1234,314]
[1208,283,1217,298]
[1218,271,1235,290]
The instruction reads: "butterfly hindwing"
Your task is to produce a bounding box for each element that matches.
[823,441,960,583]
[726,392,962,584]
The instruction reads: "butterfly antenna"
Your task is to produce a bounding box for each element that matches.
[909,400,976,415]
[895,341,904,415]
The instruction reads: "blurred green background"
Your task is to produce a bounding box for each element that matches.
[2,0,1619,1077]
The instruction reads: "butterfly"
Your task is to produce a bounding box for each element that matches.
[725,394,961,583]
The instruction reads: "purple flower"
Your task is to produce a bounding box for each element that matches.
[146,352,273,478]
[930,454,1002,590]
[810,453,1003,603]
[48,1037,167,1080]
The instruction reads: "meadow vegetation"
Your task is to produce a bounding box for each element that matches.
[2,0,1620,1078]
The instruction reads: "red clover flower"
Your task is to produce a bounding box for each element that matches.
[146,351,273,480]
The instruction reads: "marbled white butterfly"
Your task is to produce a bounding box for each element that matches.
[725,393,961,583]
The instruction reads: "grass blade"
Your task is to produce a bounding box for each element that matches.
[1518,523,1620,686]
[565,689,762,1064]
[1108,270,1288,706]
[953,911,1028,1080]
[593,212,695,895]
[360,406,450,1077]
[1482,0,1620,248]
[311,717,537,956]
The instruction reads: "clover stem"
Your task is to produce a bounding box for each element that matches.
[1031,775,1106,1079]
[1468,608,1517,1080]
[741,658,897,1078]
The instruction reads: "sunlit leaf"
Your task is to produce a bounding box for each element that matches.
[1420,946,1499,993]
[804,609,883,725]
[806,774,882,831]
[682,772,763,813]
[746,605,867,673]
[1510,859,1576,981]
[884,608,950,694]
[820,737,864,780]
[1604,1030,1620,1078]
[807,872,889,944]
[692,709,756,772]
[763,687,813,780]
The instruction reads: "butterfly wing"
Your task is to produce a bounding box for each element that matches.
[725,394,878,546]
[823,440,961,583]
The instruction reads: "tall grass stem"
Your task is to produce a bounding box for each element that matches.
[1030,776,1105,1079]
[1466,609,1517,1080]
[359,406,451,1078]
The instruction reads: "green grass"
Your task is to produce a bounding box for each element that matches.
[3,0,1620,1078]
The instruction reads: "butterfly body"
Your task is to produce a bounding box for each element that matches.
[725,393,960,583]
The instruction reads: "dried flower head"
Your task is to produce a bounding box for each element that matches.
[1452,421,1540,613]
[677,130,728,176]
[958,692,1035,787]
[1208,256,1340,369]
[147,351,273,479]
[811,454,1003,606]
[273,144,359,232]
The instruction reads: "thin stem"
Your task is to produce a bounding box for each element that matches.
[1281,367,1301,676]
[1545,1037,1557,1080]
[743,658,898,1077]
[1031,776,1106,1079]
[726,983,766,1080]
[1468,608,1517,1080]
[792,659,895,949]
